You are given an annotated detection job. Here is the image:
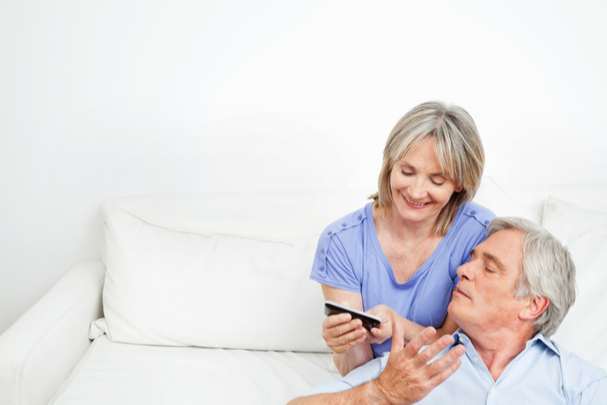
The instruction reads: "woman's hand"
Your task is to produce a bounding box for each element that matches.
[366,304,395,344]
[322,313,368,353]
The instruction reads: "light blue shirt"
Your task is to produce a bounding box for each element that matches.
[310,332,607,404]
[310,202,494,357]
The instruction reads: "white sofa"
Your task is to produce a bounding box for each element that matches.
[1,187,606,405]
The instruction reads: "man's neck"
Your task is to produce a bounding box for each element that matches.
[465,325,535,381]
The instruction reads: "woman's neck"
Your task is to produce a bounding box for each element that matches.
[374,205,437,242]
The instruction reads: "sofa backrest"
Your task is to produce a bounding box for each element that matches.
[102,191,369,352]
[100,184,607,353]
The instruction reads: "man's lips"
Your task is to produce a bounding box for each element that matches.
[454,286,471,300]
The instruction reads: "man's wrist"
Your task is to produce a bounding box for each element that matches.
[365,379,409,405]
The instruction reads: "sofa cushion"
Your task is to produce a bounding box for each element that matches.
[542,197,607,370]
[50,335,337,405]
[101,192,368,351]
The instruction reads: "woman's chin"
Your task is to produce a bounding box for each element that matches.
[396,204,437,224]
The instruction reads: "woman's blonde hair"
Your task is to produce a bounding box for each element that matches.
[370,101,485,235]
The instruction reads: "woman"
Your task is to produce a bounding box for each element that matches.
[310,101,494,375]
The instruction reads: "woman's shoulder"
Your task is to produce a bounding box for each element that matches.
[457,201,496,230]
[321,203,371,239]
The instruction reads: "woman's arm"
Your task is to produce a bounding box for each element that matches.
[366,306,458,344]
[321,285,374,376]
[398,313,458,342]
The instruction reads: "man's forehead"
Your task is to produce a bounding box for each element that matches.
[479,229,525,271]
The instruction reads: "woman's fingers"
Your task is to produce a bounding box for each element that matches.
[332,331,368,352]
[322,313,352,329]
[332,324,366,345]
[322,316,367,352]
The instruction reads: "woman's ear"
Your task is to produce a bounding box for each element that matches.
[520,296,550,322]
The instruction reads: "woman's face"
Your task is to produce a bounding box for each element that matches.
[388,137,459,227]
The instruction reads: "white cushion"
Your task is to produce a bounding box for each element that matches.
[50,335,337,405]
[101,192,368,352]
[542,197,607,370]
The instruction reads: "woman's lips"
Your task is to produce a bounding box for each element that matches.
[402,194,430,209]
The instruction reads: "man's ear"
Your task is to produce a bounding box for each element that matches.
[520,296,550,321]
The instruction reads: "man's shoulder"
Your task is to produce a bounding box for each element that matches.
[556,344,607,395]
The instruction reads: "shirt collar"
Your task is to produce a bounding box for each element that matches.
[453,330,561,357]
[526,332,560,356]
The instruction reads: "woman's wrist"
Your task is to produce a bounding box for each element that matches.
[332,343,373,376]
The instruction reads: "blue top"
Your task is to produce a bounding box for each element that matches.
[310,201,494,356]
[307,331,607,404]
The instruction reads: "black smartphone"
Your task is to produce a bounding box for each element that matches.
[324,301,381,331]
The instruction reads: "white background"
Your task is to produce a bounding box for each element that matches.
[1,0,606,333]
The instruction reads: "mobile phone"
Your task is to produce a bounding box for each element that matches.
[324,301,381,331]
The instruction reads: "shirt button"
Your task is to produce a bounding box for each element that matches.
[319,265,325,271]
[470,210,477,215]
[341,223,347,227]
[357,214,363,220]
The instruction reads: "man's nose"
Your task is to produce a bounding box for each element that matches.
[456,259,475,280]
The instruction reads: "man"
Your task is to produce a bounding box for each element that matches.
[290,217,607,404]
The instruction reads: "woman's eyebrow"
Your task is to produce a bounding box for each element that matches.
[399,162,444,176]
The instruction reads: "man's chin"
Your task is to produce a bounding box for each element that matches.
[447,301,464,322]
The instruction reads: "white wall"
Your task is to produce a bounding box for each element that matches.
[1,0,606,333]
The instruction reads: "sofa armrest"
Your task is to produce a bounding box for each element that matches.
[0,260,105,405]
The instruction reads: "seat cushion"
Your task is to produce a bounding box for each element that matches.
[50,335,338,404]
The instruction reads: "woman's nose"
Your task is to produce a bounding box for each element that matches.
[408,177,427,199]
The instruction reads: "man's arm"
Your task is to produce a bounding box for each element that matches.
[289,319,465,405]
[580,376,607,405]
[288,381,390,405]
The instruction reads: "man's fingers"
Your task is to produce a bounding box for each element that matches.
[413,334,455,366]
[427,357,462,388]
[426,344,465,378]
[390,315,405,354]
[403,327,437,357]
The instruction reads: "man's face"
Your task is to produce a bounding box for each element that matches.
[449,229,528,331]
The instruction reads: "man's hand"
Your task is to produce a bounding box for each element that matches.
[372,321,465,405]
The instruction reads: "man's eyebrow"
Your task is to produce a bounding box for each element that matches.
[483,252,507,272]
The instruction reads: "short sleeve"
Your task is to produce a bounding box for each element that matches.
[310,229,361,293]
[449,203,495,280]
[459,227,488,264]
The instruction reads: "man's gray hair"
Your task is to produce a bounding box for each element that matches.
[488,217,576,337]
